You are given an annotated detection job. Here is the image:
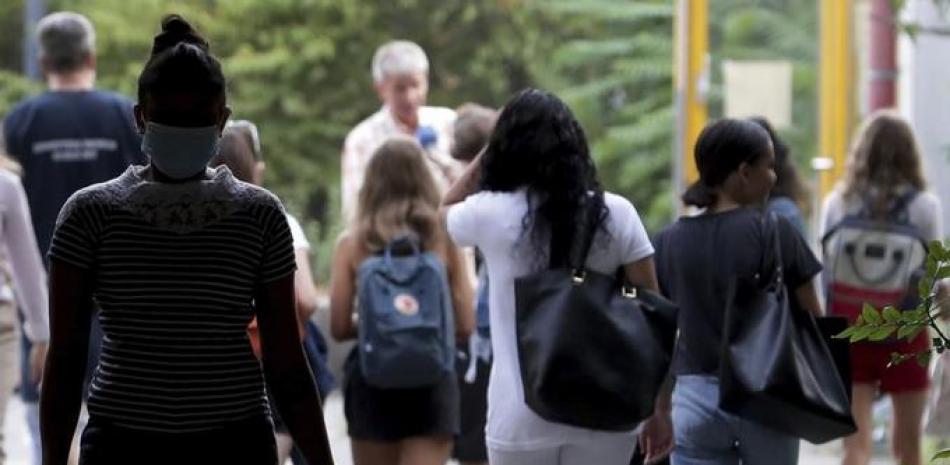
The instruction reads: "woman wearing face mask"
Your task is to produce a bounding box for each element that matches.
[653,118,823,465]
[39,15,333,465]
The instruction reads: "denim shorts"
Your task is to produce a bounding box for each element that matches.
[671,375,799,465]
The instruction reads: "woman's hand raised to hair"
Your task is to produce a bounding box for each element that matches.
[441,148,483,207]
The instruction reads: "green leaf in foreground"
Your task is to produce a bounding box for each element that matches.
[862,304,882,324]
[882,307,902,323]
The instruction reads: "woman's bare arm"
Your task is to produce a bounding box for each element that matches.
[294,248,319,330]
[624,256,673,463]
[442,151,482,208]
[329,233,358,341]
[41,260,94,465]
[795,278,824,317]
[445,241,475,339]
[256,274,334,465]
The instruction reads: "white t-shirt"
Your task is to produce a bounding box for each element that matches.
[285,214,311,251]
[447,189,655,451]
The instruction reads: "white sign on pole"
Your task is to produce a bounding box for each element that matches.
[723,60,793,128]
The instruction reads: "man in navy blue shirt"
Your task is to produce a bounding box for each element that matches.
[2,12,145,465]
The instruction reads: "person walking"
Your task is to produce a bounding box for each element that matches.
[330,136,474,465]
[449,103,498,465]
[212,122,335,465]
[340,40,463,223]
[443,89,672,465]
[3,14,146,463]
[0,150,48,465]
[820,110,942,465]
[654,118,824,465]
[40,15,333,465]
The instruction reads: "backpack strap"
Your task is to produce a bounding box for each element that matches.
[887,190,919,225]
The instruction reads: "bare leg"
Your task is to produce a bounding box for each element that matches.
[352,439,400,465]
[891,389,928,465]
[399,435,453,465]
[843,383,876,465]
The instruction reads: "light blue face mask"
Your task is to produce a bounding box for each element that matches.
[141,122,220,180]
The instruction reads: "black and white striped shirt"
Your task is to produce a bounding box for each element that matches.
[49,165,296,433]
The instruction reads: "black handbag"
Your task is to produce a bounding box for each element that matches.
[719,213,857,444]
[514,203,678,431]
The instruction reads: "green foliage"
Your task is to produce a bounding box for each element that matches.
[0,0,825,273]
[531,0,674,233]
[710,0,819,200]
[1,0,550,278]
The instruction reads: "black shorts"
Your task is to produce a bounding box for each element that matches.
[79,414,277,465]
[343,349,459,441]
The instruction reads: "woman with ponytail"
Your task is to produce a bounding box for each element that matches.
[40,15,333,465]
[653,118,823,465]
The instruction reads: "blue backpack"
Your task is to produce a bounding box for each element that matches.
[357,237,455,388]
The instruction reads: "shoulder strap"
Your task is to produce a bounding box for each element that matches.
[887,190,919,225]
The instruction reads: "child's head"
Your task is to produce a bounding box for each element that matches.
[134,15,230,179]
[842,110,926,211]
[451,103,498,162]
[683,118,775,209]
[210,126,257,184]
[356,136,441,251]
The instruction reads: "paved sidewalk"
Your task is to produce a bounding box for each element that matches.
[2,393,890,465]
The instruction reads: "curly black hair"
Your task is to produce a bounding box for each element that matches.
[479,89,607,267]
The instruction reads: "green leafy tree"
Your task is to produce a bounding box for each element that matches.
[531,0,674,233]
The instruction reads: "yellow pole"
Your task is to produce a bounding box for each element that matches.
[818,0,854,198]
[673,0,709,213]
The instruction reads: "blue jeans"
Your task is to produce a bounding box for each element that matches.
[671,375,799,465]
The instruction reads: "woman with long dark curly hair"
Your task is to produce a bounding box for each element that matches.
[442,89,672,465]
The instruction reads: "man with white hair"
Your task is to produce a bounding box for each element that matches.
[341,40,462,222]
[2,12,144,465]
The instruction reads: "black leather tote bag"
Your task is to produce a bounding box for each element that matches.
[719,214,856,444]
[514,204,678,431]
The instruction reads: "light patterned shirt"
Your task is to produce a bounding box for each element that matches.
[341,105,461,223]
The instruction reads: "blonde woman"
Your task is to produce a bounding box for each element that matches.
[330,136,474,465]
[820,110,942,465]
[0,151,49,465]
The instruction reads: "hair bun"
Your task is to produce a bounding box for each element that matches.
[151,14,208,56]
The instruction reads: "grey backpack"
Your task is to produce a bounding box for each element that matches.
[357,237,455,388]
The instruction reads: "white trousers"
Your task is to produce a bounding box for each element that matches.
[488,435,636,465]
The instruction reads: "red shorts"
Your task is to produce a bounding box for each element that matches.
[850,333,931,393]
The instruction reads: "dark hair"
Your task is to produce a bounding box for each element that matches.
[480,89,607,266]
[452,103,498,162]
[210,127,257,183]
[137,15,225,107]
[750,117,809,209]
[682,118,772,208]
